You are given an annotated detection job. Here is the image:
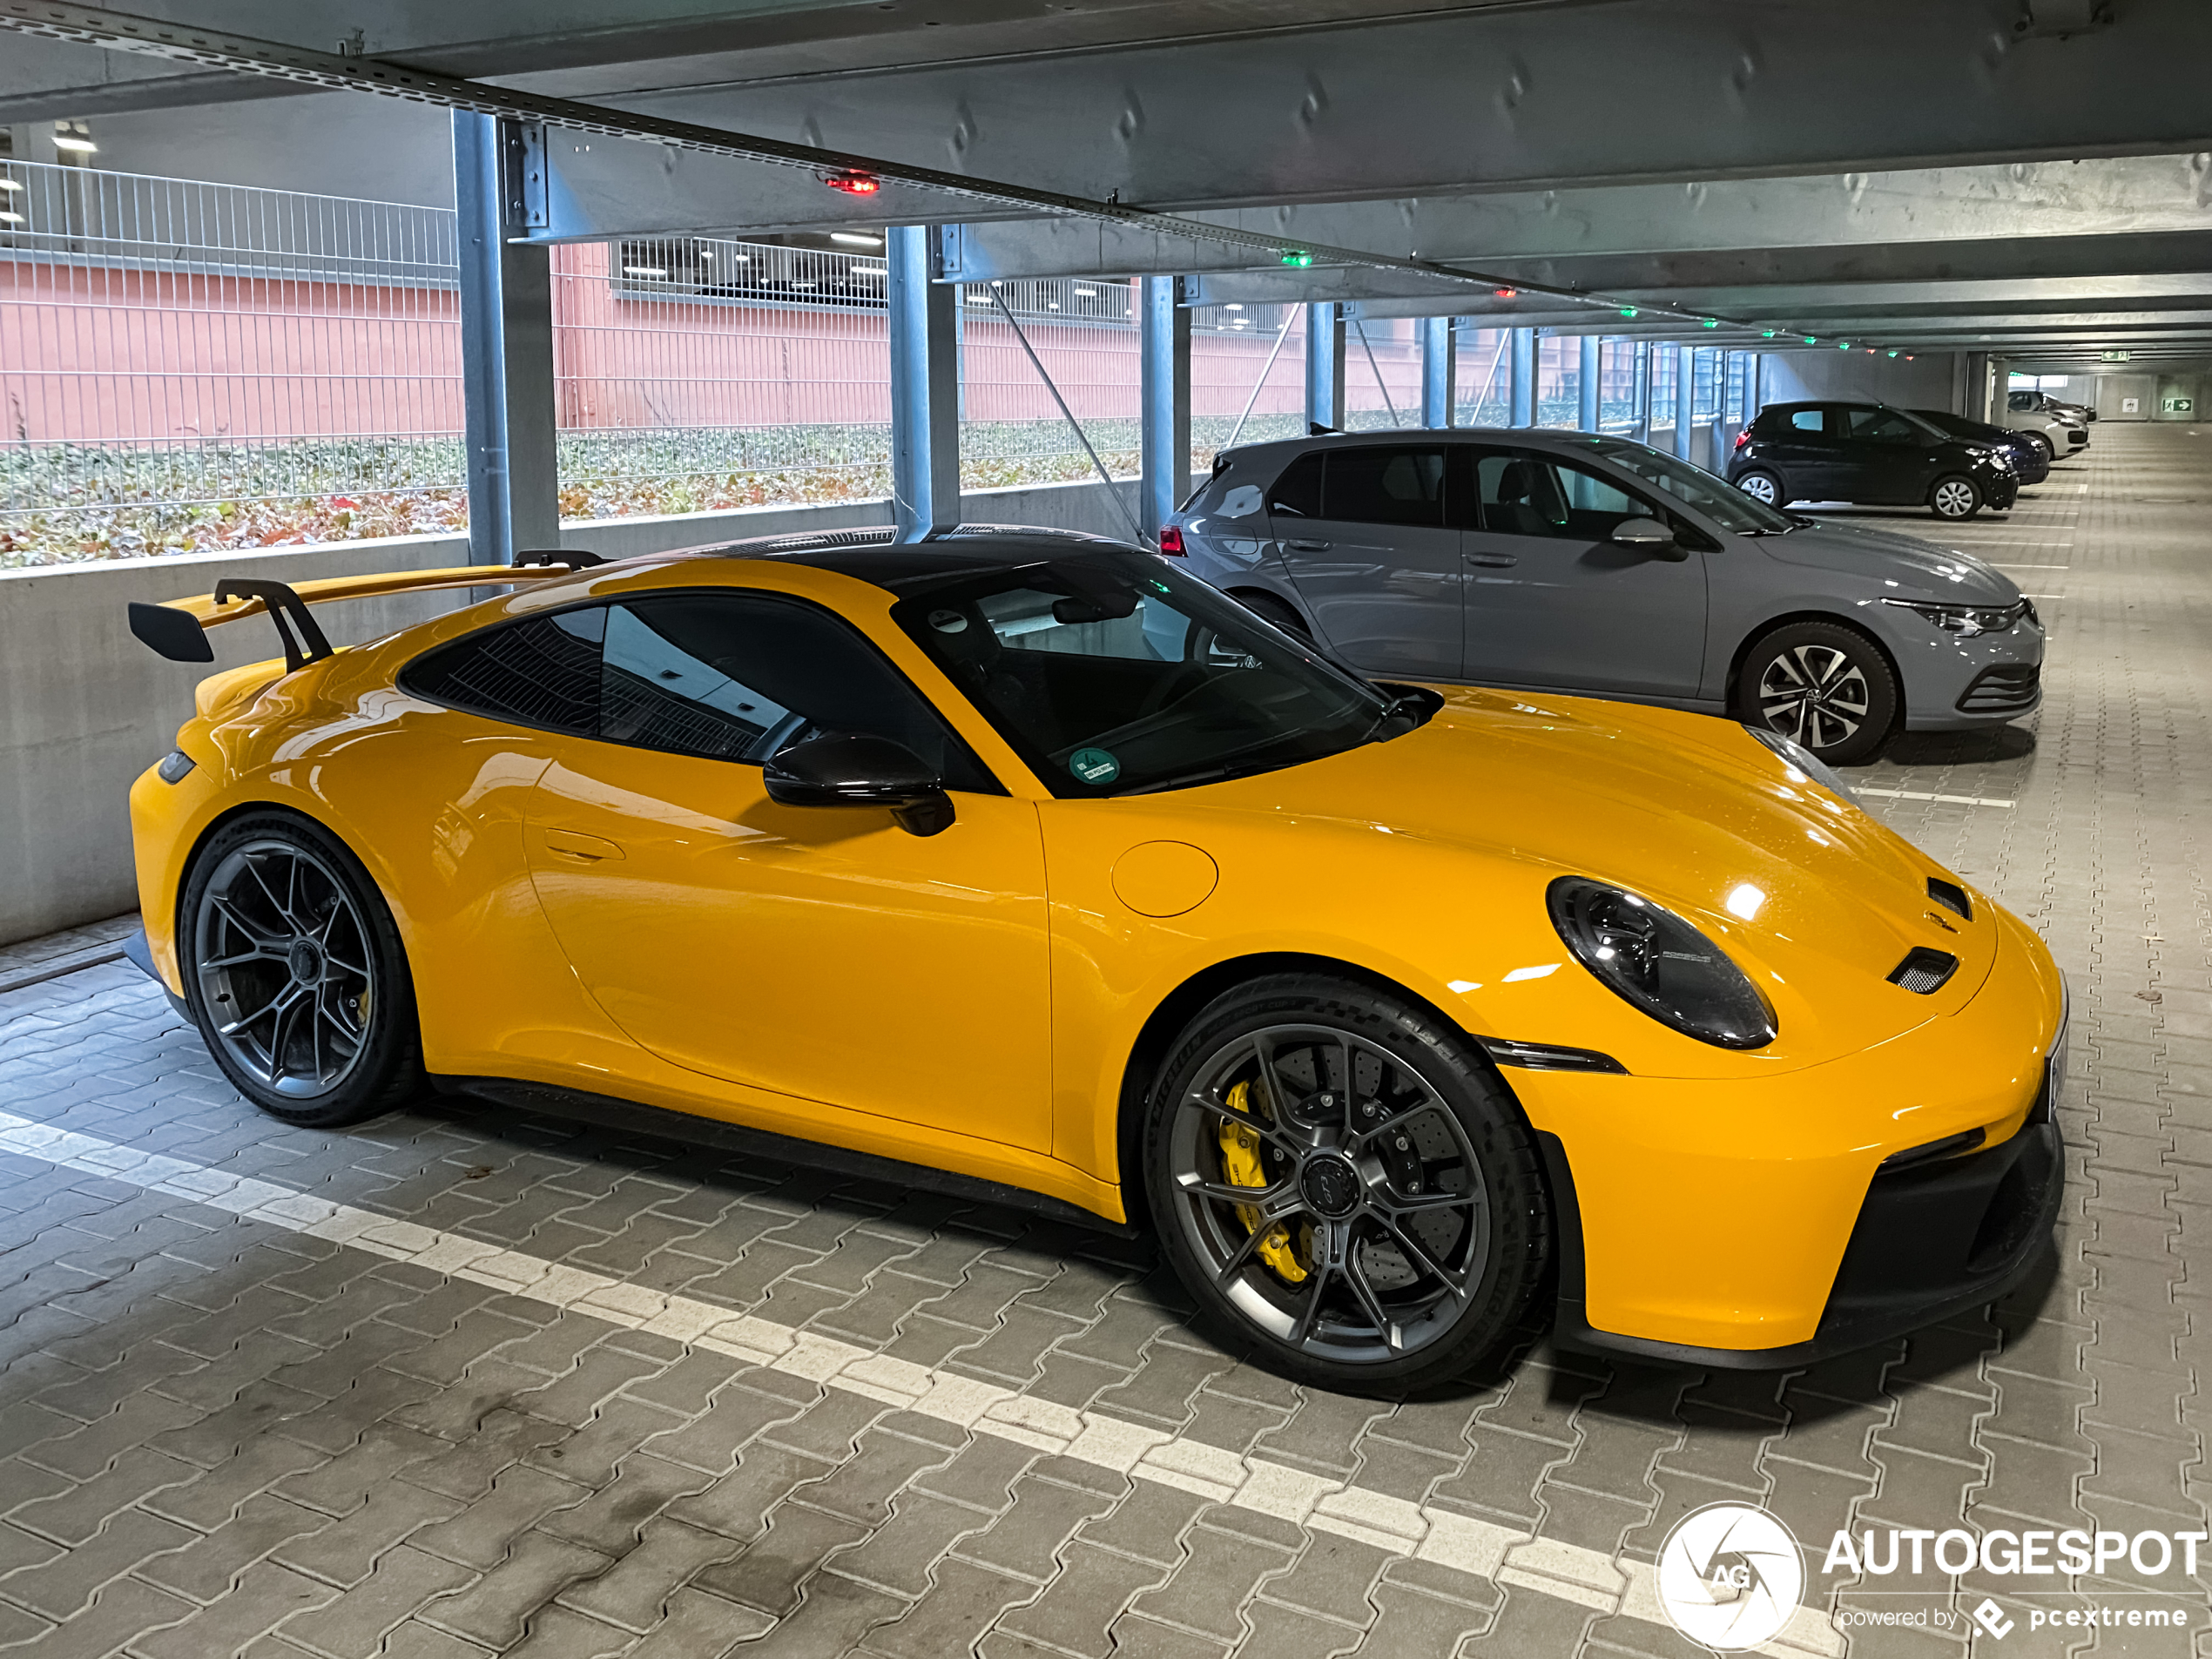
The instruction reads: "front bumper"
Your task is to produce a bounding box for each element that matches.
[1524,905,2066,1359]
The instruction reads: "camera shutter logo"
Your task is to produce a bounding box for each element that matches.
[1656,1502,1804,1651]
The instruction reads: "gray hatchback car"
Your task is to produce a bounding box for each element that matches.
[1166,429,2044,764]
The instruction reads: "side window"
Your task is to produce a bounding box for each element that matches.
[2008,391,2037,412]
[1319,447,1447,528]
[1788,408,1826,434]
[1847,408,1919,445]
[1473,452,1660,540]
[598,593,995,792]
[1266,452,1324,518]
[400,608,604,736]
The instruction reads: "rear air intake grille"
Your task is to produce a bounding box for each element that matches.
[1956,664,2040,713]
[1926,877,1973,921]
[1889,948,1960,995]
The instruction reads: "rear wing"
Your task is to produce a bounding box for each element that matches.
[127,549,604,674]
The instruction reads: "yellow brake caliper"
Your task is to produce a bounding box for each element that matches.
[1218,1080,1308,1283]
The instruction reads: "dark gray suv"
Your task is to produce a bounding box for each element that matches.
[1165,429,2043,765]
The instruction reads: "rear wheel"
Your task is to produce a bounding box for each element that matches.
[1737,620,1899,765]
[1735,469,1784,507]
[1929,475,1982,520]
[1143,974,1548,1393]
[179,813,423,1127]
[1233,590,1312,641]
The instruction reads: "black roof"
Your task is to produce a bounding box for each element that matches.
[691,523,1144,592]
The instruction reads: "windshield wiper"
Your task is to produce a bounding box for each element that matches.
[1118,756,1298,796]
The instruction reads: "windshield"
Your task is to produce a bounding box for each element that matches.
[891,551,1397,797]
[1578,436,1795,535]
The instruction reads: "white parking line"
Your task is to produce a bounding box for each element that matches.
[0,1108,1844,1659]
[1857,787,2016,809]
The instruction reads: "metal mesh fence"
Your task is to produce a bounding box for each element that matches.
[0,158,464,563]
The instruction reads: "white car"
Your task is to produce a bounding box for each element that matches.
[2001,391,2088,463]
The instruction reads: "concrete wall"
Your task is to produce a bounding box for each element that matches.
[2093,374,2157,421]
[0,475,1140,946]
[1755,350,1964,415]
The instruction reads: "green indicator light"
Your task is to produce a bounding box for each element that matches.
[1887,350,1899,359]
[1279,249,1313,268]
[1804,336,1818,345]
[1837,340,1851,350]
[1619,307,1638,319]
[1701,318,1720,328]
[1761,330,1777,339]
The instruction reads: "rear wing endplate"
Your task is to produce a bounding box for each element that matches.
[127,548,604,673]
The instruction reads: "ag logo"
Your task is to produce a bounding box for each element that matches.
[1655,1502,1804,1652]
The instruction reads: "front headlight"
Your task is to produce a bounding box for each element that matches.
[1742,724,1859,806]
[1548,878,1777,1050]
[1878,597,2027,637]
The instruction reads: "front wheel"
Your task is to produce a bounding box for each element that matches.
[1735,469,1784,507]
[1929,475,1982,520]
[1737,620,1899,765]
[1143,974,1548,1393]
[179,812,424,1127]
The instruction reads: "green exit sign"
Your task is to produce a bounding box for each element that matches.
[2166,397,2195,414]
[2101,349,2132,361]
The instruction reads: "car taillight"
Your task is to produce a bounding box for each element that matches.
[1157,526,1186,555]
[1733,429,1750,450]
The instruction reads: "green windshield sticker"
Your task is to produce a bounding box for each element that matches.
[1069,747,1121,785]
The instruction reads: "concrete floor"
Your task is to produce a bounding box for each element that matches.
[0,422,2205,1658]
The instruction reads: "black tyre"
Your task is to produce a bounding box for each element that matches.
[179,812,424,1127]
[1734,469,1784,508]
[1143,974,1548,1393]
[1737,620,1899,765]
[1232,590,1312,640]
[1929,475,1982,520]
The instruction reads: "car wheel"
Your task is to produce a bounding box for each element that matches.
[1233,590,1312,640]
[1143,974,1549,1393]
[179,812,424,1127]
[1734,470,1784,507]
[1929,475,1982,520]
[1737,621,1900,765]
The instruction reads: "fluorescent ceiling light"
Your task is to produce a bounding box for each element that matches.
[1224,304,1244,312]
[830,231,882,247]
[0,211,22,225]
[854,264,887,276]
[0,179,21,192]
[52,134,97,153]
[622,266,668,277]
[1072,286,1096,297]
[966,293,992,304]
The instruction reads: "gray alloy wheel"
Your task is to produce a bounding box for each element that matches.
[1738,619,1900,765]
[1736,470,1783,506]
[1757,643,1872,754]
[180,813,424,1126]
[192,838,376,1100]
[1146,977,1550,1392]
[1930,475,1981,520]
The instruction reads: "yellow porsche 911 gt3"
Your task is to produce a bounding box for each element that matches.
[125,528,2066,1390]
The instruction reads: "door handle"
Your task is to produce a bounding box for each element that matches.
[1285,539,1332,551]
[541,826,625,862]
[1463,552,1519,568]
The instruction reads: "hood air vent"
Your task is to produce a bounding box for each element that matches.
[1926,877,1973,921]
[1890,948,1960,995]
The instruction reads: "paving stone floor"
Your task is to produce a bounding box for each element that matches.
[1,423,2207,1658]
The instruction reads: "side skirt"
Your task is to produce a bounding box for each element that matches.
[431,1074,1143,1240]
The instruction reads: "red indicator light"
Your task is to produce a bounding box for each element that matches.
[1494,287,1519,299]
[1157,526,1186,555]
[824,171,881,195]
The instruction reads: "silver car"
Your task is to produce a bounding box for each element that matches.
[1166,429,2043,765]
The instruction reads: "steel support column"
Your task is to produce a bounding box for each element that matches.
[1674,344,1697,459]
[887,224,961,541]
[1634,341,1653,442]
[1509,327,1536,427]
[1421,317,1456,428]
[453,111,559,565]
[1140,275,1191,542]
[1305,303,1345,430]
[1577,336,1602,432]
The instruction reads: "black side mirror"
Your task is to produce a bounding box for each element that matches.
[763,733,955,837]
